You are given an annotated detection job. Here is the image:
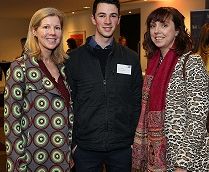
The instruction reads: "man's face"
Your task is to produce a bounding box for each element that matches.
[91,3,120,40]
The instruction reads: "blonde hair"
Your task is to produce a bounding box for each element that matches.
[24,7,67,64]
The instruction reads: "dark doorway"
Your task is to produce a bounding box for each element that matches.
[120,13,140,53]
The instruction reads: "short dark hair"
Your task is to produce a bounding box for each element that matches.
[92,0,120,16]
[67,38,77,49]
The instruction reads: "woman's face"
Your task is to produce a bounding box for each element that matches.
[150,17,179,56]
[33,15,62,55]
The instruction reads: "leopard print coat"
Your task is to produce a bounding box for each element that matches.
[164,53,209,171]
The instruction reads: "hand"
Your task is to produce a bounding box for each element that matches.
[174,167,187,172]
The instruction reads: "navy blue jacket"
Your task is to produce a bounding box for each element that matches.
[65,36,143,151]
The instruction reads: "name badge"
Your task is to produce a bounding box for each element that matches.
[117,64,132,75]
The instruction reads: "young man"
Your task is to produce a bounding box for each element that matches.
[65,0,143,171]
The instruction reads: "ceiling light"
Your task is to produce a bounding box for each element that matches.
[83,6,90,9]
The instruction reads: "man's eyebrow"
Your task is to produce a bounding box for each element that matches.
[96,12,118,15]
[97,12,106,15]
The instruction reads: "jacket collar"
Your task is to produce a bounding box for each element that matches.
[85,36,119,56]
[23,55,70,96]
[88,35,113,50]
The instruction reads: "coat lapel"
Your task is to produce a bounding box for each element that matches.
[24,56,67,96]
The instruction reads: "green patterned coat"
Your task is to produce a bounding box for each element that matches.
[4,55,73,172]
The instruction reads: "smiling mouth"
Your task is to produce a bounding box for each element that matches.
[47,38,56,40]
[155,37,164,40]
[47,38,57,41]
[104,27,112,31]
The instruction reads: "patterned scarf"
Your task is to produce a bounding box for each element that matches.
[132,49,178,171]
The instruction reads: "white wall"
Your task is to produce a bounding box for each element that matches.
[0,18,29,87]
[0,18,29,61]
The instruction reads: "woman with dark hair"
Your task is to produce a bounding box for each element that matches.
[132,7,208,171]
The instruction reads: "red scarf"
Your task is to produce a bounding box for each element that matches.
[132,49,178,171]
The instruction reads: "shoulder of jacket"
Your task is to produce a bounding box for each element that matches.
[182,52,201,59]
[69,44,88,56]
[118,45,138,57]
[179,52,202,64]
[11,54,28,69]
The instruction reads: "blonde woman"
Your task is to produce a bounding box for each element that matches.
[4,7,73,171]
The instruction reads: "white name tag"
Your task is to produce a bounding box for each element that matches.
[117,64,132,75]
